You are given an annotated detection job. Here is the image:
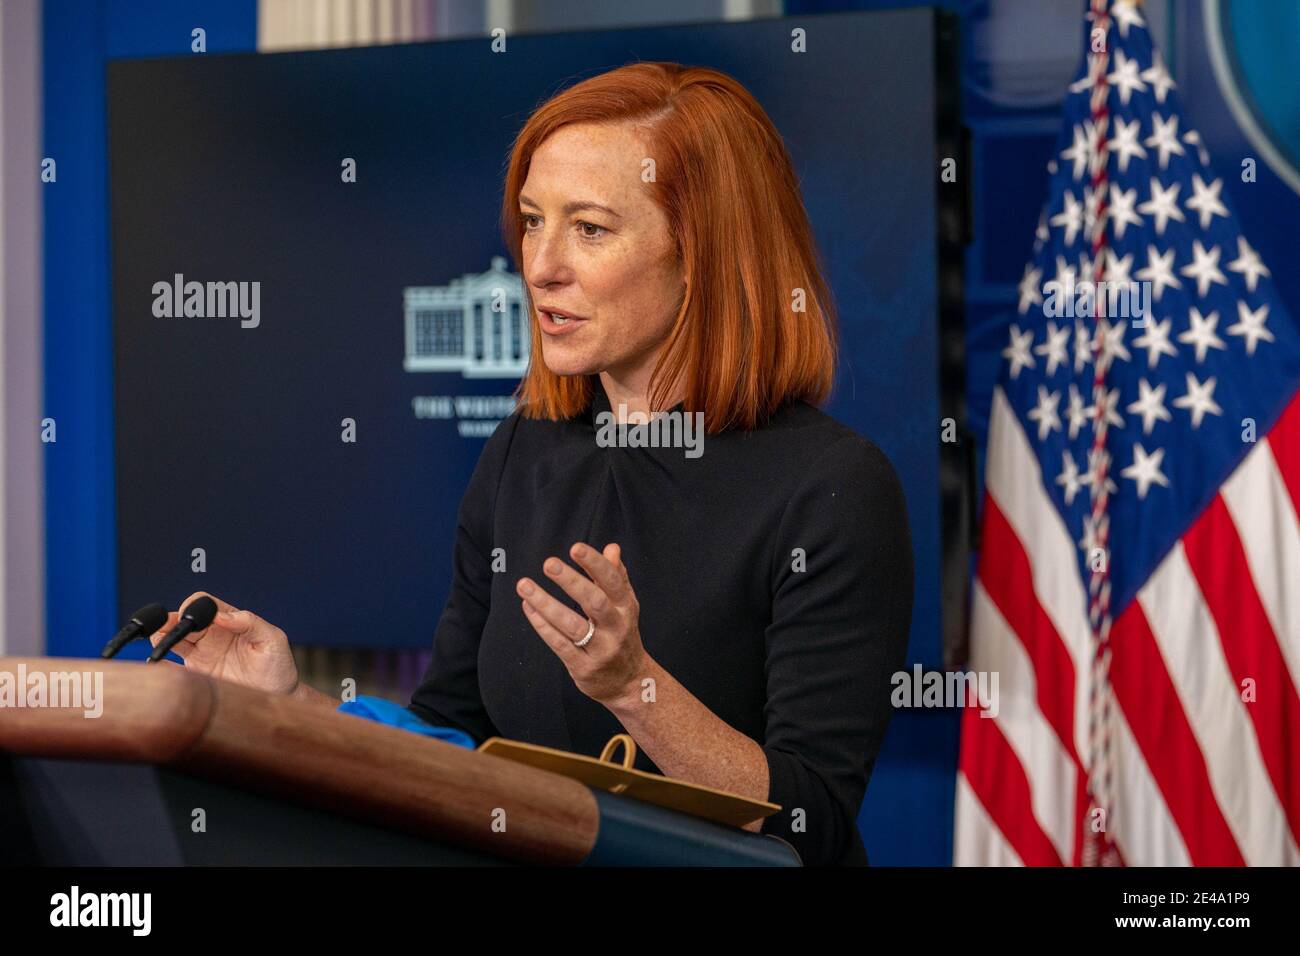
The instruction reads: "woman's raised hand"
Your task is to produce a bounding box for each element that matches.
[149,591,300,696]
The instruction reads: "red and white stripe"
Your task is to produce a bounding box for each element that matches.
[955,386,1300,865]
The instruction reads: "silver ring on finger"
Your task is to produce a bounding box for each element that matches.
[574,618,595,648]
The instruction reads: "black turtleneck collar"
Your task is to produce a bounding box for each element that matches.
[585,374,687,428]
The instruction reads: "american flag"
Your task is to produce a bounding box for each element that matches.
[955,0,1300,866]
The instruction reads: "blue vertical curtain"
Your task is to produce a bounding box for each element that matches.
[42,0,257,658]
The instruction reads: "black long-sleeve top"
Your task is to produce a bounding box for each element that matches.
[408,376,913,866]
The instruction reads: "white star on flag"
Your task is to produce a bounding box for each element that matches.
[1057,451,1084,505]
[1017,263,1043,314]
[1136,244,1181,300]
[1185,174,1228,230]
[1105,248,1135,286]
[1061,124,1091,182]
[1226,235,1270,292]
[1035,321,1071,376]
[1107,49,1147,105]
[1178,307,1227,363]
[1140,50,1175,102]
[1094,318,1132,374]
[1172,371,1223,427]
[1127,378,1172,434]
[1051,190,1084,246]
[1111,0,1146,37]
[1054,255,1078,292]
[1180,240,1228,298]
[1138,177,1184,235]
[1028,386,1063,440]
[1078,249,1095,285]
[1066,382,1089,439]
[1089,384,1125,432]
[1227,301,1274,355]
[1073,322,1093,374]
[1108,185,1143,239]
[1110,116,1147,173]
[1002,324,1035,379]
[1145,113,1186,169]
[1133,315,1179,368]
[1121,442,1170,499]
[1085,446,1118,500]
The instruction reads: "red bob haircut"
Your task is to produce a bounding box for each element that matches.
[500,61,838,433]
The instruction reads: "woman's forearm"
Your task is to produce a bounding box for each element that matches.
[604,655,770,833]
[290,679,341,711]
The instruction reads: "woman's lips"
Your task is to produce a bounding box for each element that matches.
[538,309,588,336]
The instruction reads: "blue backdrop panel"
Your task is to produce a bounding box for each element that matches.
[43,0,257,661]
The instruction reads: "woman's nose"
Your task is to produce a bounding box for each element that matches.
[524,226,572,288]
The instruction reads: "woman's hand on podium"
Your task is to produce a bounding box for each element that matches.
[149,591,300,696]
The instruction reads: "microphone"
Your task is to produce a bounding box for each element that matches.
[101,603,169,659]
[147,596,218,663]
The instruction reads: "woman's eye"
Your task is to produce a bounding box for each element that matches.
[578,221,606,238]
[519,213,539,229]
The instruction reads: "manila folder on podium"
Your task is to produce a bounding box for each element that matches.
[477,732,780,829]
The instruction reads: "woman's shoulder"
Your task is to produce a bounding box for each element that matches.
[765,403,913,583]
[470,402,587,479]
[478,406,526,461]
[757,400,904,494]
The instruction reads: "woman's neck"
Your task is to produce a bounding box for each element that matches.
[599,369,683,423]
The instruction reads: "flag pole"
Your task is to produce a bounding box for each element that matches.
[1080,0,1124,870]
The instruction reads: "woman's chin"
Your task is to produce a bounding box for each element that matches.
[539,343,599,377]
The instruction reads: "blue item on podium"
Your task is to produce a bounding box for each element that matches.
[337,695,475,749]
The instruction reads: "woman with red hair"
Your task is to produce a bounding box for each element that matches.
[152,62,913,867]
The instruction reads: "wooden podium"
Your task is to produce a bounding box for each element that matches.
[0,657,800,866]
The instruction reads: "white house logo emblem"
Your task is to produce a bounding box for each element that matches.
[403,256,530,379]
